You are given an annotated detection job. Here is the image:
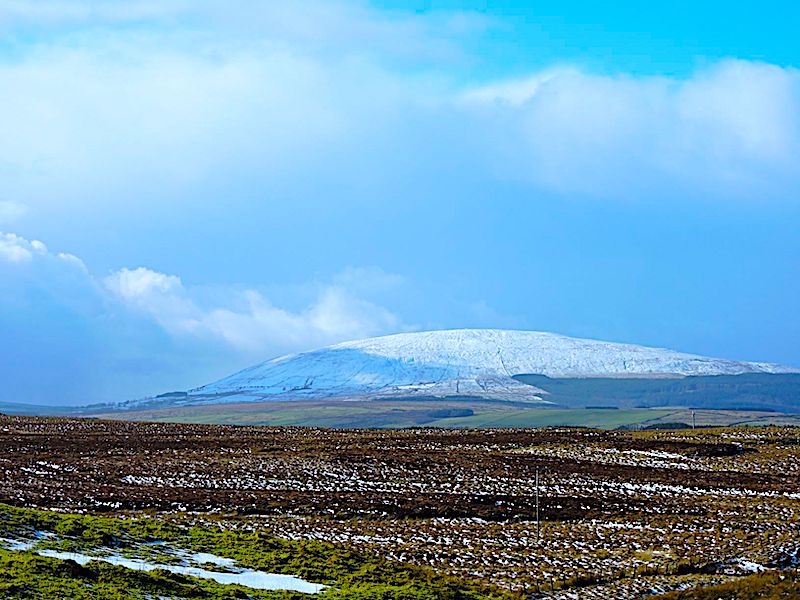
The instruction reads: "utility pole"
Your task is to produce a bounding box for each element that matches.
[535,467,540,543]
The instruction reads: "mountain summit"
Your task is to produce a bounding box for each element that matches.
[180,329,797,406]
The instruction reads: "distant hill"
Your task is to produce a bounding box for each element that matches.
[118,329,799,414]
[0,401,70,416]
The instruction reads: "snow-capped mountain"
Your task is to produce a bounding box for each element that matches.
[181,329,797,405]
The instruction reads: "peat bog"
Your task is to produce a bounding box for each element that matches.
[1,415,799,598]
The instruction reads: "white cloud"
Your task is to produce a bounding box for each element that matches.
[0,232,49,263]
[0,0,482,62]
[675,61,799,176]
[197,286,402,352]
[306,286,400,340]
[462,60,800,198]
[104,267,201,336]
[461,68,570,106]
[104,266,405,353]
[0,2,797,213]
[104,266,182,299]
[0,231,90,303]
[0,32,430,213]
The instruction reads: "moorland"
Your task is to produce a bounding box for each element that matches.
[1,415,798,598]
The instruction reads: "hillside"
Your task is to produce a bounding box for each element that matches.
[116,329,800,415]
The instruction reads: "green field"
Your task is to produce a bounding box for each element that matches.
[514,373,800,412]
[95,399,800,429]
[429,408,676,428]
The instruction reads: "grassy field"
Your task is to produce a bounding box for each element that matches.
[429,408,676,428]
[96,399,800,429]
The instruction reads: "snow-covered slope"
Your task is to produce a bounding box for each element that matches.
[185,329,797,404]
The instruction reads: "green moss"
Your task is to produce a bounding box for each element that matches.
[0,504,514,600]
[0,550,302,599]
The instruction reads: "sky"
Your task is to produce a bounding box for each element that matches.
[1,0,799,405]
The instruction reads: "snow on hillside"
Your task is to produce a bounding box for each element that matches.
[334,330,792,377]
[186,329,797,404]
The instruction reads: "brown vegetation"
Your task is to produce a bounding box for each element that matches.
[1,415,798,597]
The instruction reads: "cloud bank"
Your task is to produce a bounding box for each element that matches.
[463,61,800,198]
[0,2,798,218]
[0,232,408,404]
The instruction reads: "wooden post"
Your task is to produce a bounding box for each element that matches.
[535,467,540,543]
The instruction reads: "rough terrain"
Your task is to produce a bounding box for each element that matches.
[1,415,798,598]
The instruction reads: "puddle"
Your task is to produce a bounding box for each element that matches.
[1,535,325,594]
[0,537,36,552]
[0,531,53,552]
[36,549,326,593]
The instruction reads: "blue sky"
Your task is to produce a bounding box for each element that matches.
[1,0,799,405]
